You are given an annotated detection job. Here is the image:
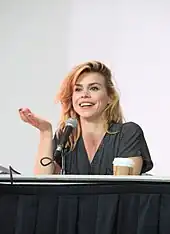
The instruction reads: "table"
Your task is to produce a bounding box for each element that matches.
[0,175,170,234]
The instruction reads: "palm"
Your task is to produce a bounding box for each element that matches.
[19,108,52,131]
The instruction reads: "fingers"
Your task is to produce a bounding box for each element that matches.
[27,114,40,128]
[19,108,31,122]
[19,108,39,127]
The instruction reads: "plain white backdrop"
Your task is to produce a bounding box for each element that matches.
[0,0,170,175]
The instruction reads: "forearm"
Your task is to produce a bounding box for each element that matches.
[34,130,54,175]
[129,156,143,175]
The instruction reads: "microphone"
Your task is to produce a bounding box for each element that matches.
[54,118,78,164]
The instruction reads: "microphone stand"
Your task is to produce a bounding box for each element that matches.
[54,145,67,175]
[60,149,66,175]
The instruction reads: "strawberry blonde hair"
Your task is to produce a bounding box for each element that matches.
[55,61,124,149]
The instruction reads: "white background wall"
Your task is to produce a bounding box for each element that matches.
[0,0,169,175]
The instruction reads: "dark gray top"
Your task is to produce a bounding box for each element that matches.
[53,122,153,174]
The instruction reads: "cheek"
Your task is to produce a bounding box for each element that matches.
[72,97,75,108]
[97,93,109,105]
[72,94,79,108]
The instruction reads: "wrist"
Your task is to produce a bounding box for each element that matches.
[40,128,53,138]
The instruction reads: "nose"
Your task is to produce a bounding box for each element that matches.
[81,89,91,98]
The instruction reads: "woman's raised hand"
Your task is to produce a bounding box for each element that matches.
[18,108,52,132]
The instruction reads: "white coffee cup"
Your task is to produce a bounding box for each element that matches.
[112,158,134,175]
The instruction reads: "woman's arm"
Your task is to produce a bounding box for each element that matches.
[18,108,61,175]
[129,156,143,175]
[34,129,54,175]
[34,129,61,175]
[117,122,153,175]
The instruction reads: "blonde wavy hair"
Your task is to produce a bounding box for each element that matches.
[55,60,124,149]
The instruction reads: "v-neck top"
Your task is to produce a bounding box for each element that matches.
[52,122,153,175]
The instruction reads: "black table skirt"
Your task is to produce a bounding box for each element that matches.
[0,181,170,234]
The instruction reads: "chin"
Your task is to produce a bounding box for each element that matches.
[79,114,94,119]
[79,113,102,121]
[75,108,103,121]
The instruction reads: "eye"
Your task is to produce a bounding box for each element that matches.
[90,86,99,91]
[74,87,82,92]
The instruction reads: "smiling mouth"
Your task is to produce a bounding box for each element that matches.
[79,102,95,107]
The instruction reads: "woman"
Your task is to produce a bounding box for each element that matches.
[19,61,153,175]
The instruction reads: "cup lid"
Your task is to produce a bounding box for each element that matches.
[112,157,134,167]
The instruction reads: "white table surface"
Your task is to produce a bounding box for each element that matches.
[0,174,170,184]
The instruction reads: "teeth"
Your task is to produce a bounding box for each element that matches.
[80,103,93,107]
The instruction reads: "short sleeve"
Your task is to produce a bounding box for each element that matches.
[117,122,153,173]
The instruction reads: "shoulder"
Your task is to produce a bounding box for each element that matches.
[121,122,144,135]
[109,122,145,142]
[109,122,144,135]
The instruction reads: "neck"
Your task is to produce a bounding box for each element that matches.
[80,118,106,137]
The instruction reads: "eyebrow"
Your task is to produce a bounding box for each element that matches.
[75,82,102,87]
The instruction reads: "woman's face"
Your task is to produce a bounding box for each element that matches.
[72,72,110,121]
